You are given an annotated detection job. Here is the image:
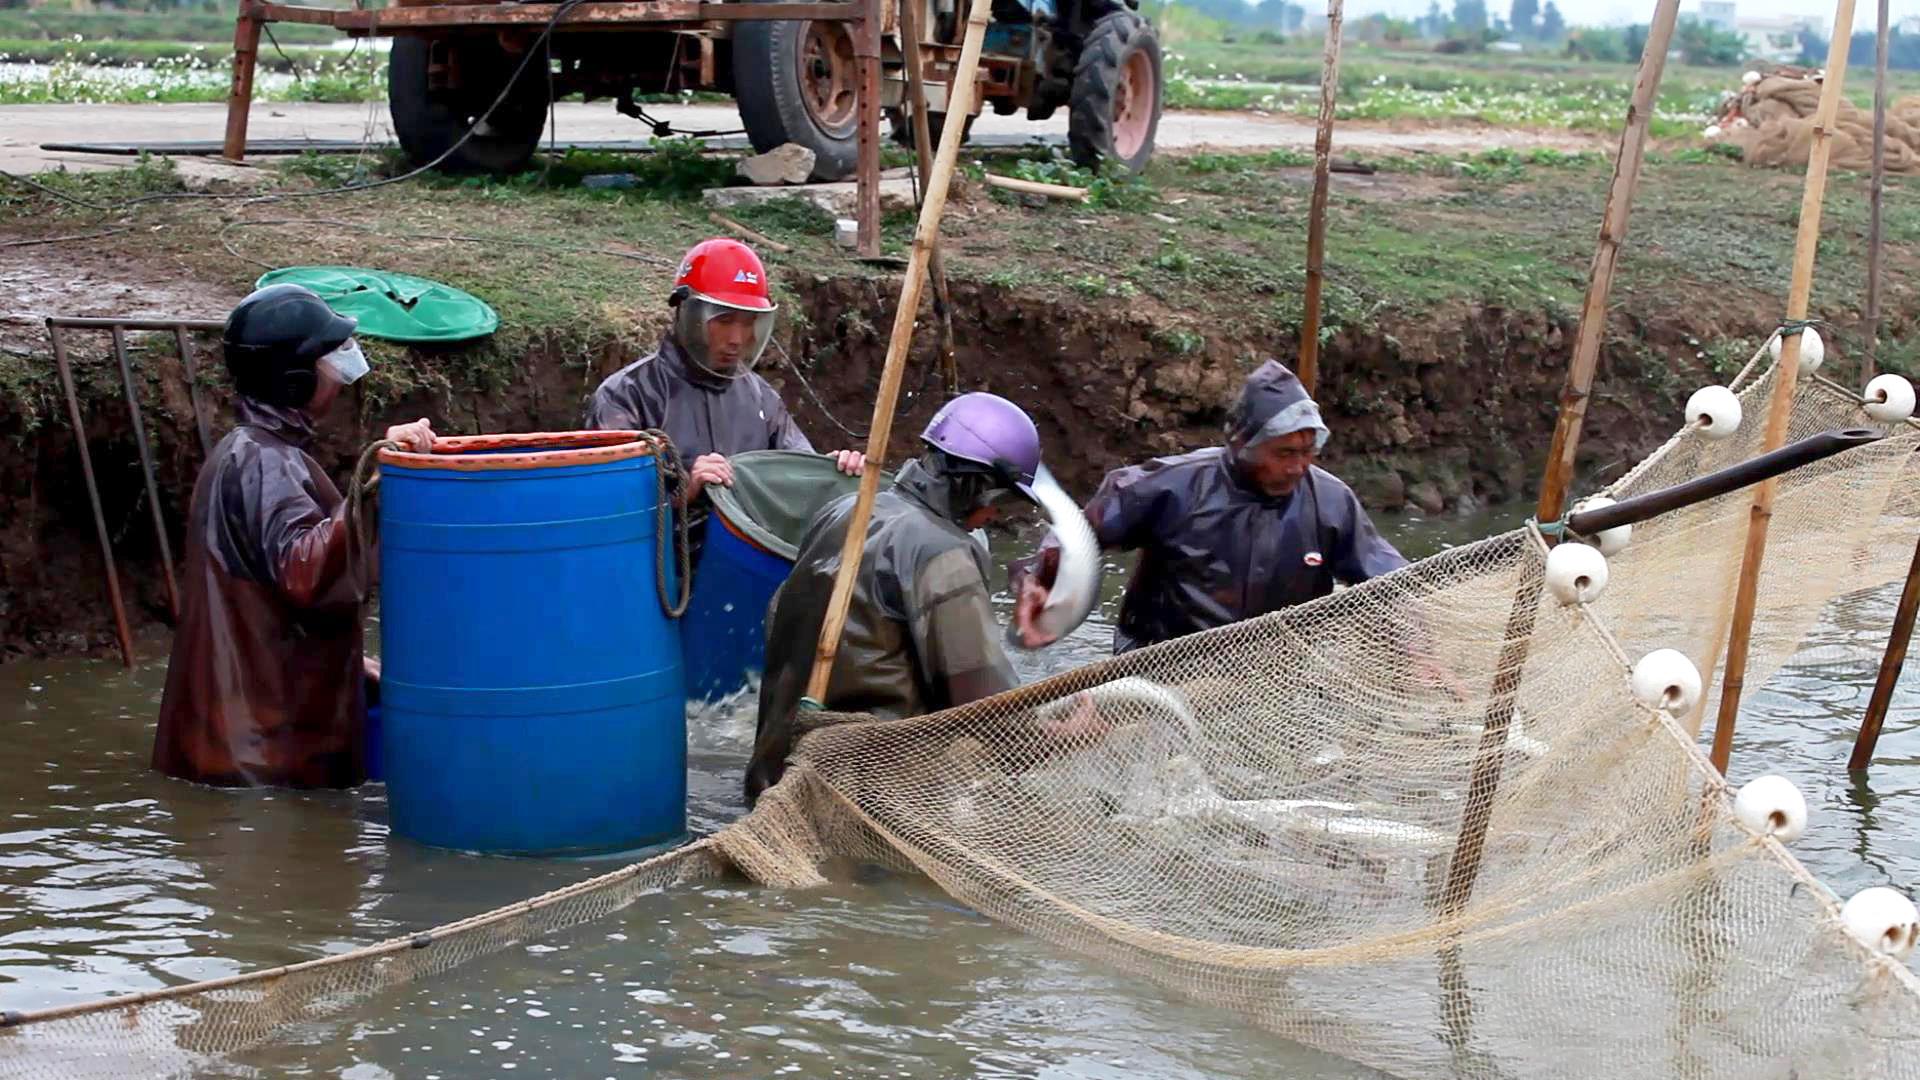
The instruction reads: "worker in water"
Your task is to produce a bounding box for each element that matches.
[1012,360,1407,654]
[153,284,435,789]
[746,393,1056,805]
[584,238,863,515]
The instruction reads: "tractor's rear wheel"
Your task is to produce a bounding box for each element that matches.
[388,35,550,174]
[1067,11,1162,173]
[734,19,860,181]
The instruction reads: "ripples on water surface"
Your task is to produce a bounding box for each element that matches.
[0,512,1912,1076]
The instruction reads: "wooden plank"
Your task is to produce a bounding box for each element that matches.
[983,173,1087,201]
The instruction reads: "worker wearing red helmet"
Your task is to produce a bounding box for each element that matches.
[584,238,863,510]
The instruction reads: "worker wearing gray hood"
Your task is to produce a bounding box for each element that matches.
[1013,360,1406,654]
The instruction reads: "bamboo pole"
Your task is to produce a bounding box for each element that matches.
[1707,0,1857,775]
[1534,0,1682,525]
[1296,0,1342,397]
[1852,535,1920,770]
[982,174,1090,201]
[1865,0,1889,387]
[1437,0,1686,919]
[802,0,991,704]
[899,0,961,396]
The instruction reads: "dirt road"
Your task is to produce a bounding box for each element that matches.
[0,101,1606,180]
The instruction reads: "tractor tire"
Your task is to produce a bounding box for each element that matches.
[388,35,550,175]
[733,19,860,181]
[1067,10,1162,173]
[884,106,975,151]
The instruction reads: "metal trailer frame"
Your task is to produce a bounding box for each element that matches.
[218,0,889,255]
[45,317,223,669]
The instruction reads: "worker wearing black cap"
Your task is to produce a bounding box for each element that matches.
[153,284,433,789]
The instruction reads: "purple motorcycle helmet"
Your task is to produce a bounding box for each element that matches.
[920,392,1042,501]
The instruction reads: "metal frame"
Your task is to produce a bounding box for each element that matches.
[220,0,886,255]
[44,317,223,668]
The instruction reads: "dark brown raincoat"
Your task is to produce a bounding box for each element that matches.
[153,399,368,788]
[746,459,1019,804]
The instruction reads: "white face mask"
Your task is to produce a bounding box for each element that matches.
[320,339,369,385]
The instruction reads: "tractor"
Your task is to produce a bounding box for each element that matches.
[385,0,1164,179]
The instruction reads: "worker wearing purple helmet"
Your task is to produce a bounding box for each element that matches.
[746,392,1042,804]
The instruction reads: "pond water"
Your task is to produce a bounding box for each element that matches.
[0,508,1912,1077]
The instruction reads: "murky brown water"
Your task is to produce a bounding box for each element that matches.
[0,510,1913,1077]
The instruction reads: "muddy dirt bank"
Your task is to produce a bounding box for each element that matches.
[2,272,1750,658]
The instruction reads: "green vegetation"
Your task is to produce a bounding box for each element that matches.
[0,7,337,44]
[3,131,1916,394]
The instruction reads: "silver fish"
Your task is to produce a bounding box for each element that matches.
[1018,464,1103,649]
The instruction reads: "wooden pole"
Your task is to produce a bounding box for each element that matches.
[899,0,961,396]
[854,0,884,258]
[1296,0,1342,397]
[802,0,991,703]
[1851,535,1920,770]
[1439,0,1684,921]
[1865,0,1890,387]
[222,1,264,161]
[1707,0,1857,775]
[1533,0,1682,525]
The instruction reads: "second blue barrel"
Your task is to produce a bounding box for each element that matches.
[681,451,880,701]
[377,431,686,856]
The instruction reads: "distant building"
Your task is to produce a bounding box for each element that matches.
[1699,1,1738,32]
[1735,15,1816,62]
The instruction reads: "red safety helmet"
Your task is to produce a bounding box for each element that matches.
[669,238,778,379]
[672,238,775,312]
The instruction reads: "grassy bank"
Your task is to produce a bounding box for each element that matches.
[4,140,1915,383]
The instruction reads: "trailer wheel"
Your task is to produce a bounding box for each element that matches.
[734,19,860,181]
[388,35,550,175]
[1067,10,1162,173]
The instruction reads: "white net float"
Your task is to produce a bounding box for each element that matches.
[1703,124,1724,139]
[1685,385,1743,440]
[1544,542,1608,605]
[1770,326,1824,374]
[1733,774,1807,843]
[1863,373,1916,424]
[1840,887,1919,960]
[1572,495,1632,556]
[1742,69,1762,85]
[1631,649,1702,715]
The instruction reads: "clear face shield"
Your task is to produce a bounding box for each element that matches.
[317,338,369,386]
[674,294,776,380]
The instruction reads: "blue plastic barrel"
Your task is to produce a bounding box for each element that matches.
[377,431,686,856]
[680,512,794,701]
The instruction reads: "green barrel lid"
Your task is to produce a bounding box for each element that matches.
[255,266,500,344]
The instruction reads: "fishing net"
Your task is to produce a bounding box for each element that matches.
[3,365,1918,1079]
[1712,72,1920,174]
